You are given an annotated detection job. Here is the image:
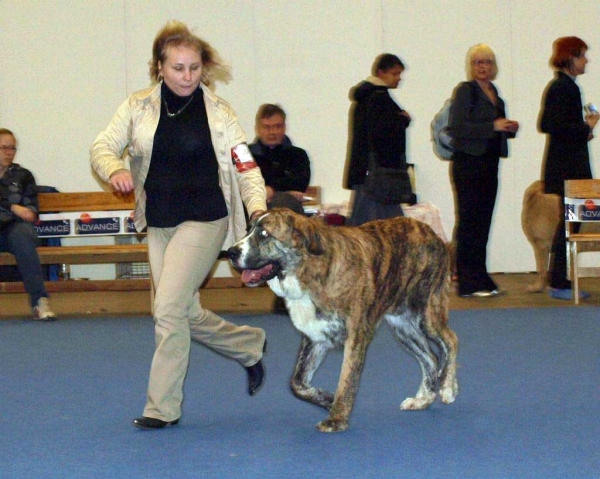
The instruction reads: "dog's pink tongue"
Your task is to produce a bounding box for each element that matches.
[241,264,274,284]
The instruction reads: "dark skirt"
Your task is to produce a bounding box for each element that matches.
[347,186,404,226]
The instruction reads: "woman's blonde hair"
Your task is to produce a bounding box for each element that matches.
[465,43,498,81]
[148,20,231,86]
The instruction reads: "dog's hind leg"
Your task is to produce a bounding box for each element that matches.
[527,240,550,293]
[291,335,334,410]
[427,323,459,405]
[387,312,439,411]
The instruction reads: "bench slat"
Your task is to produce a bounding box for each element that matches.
[303,186,321,206]
[0,244,148,266]
[0,278,151,293]
[1,188,319,285]
[568,233,600,242]
[38,192,135,212]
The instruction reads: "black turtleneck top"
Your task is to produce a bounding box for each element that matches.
[144,83,227,227]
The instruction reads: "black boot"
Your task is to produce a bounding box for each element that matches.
[133,416,179,429]
[245,338,267,396]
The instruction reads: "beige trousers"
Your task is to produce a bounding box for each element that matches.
[142,219,265,422]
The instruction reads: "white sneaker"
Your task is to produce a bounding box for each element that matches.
[33,297,57,321]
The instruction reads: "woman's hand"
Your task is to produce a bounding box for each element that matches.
[109,169,134,193]
[265,186,276,201]
[506,120,519,133]
[10,204,37,223]
[494,118,519,133]
[250,210,266,221]
[585,112,599,130]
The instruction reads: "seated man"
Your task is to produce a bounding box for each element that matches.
[0,128,56,320]
[249,104,311,215]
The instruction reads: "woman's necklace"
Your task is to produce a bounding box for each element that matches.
[162,93,195,118]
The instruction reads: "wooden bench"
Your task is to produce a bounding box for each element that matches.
[0,187,325,316]
[0,191,147,267]
[303,185,321,205]
[0,187,323,280]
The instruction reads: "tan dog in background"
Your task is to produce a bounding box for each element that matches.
[521,180,561,292]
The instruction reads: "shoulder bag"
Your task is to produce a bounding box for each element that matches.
[363,152,414,205]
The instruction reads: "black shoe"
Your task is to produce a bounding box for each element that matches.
[133,416,179,429]
[245,337,267,396]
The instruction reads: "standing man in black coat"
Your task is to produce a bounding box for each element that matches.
[540,36,599,300]
[249,104,311,215]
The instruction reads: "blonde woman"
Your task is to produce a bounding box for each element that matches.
[90,21,268,429]
[448,44,519,297]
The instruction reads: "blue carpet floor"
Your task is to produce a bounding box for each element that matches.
[0,307,598,478]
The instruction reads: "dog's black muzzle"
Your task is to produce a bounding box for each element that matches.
[227,245,241,265]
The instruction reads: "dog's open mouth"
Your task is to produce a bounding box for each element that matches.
[240,263,280,287]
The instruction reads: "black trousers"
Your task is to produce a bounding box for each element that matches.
[452,152,499,295]
[549,198,574,290]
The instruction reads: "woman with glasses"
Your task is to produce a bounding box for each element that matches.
[448,44,519,297]
[0,128,56,320]
[540,36,599,300]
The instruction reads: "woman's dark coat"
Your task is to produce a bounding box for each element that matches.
[540,71,592,195]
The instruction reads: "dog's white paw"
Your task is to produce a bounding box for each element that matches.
[439,386,457,404]
[316,418,349,433]
[400,394,435,410]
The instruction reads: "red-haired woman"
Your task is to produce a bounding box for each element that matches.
[540,36,599,300]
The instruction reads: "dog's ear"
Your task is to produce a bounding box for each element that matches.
[305,225,325,255]
[246,218,256,233]
[291,215,325,256]
[247,210,267,233]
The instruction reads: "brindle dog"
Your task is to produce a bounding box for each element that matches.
[228,209,459,433]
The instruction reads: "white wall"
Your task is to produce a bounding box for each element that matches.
[2,0,600,276]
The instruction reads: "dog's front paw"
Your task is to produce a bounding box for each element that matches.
[400,394,435,410]
[526,283,544,293]
[316,417,349,433]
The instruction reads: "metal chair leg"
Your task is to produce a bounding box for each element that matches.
[571,242,579,305]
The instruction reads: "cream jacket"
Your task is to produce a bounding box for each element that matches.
[90,83,267,248]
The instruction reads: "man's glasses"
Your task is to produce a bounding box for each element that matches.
[0,146,17,151]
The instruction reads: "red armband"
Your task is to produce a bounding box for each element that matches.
[232,143,258,173]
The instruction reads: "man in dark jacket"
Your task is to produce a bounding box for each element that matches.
[249,104,311,215]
